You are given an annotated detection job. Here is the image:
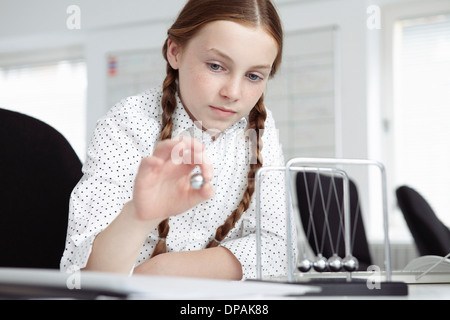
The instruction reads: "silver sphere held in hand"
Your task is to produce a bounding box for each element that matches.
[327,254,343,272]
[297,258,313,273]
[343,255,359,272]
[312,255,328,272]
[190,173,205,190]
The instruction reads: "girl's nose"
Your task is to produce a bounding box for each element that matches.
[219,76,241,102]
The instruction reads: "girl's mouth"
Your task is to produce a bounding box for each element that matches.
[209,106,236,118]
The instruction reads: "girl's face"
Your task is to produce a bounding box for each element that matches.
[167,20,278,134]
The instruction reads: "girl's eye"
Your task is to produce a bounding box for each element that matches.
[247,73,262,82]
[209,63,223,71]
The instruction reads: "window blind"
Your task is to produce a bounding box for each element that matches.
[394,14,450,227]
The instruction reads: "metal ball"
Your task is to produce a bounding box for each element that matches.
[312,255,328,272]
[297,258,313,273]
[327,254,343,272]
[190,173,205,189]
[343,255,359,272]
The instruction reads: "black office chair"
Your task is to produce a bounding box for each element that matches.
[0,108,83,269]
[396,185,450,257]
[296,172,373,271]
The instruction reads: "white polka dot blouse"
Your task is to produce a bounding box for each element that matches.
[60,87,295,279]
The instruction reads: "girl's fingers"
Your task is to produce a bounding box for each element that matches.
[133,137,215,219]
[152,136,202,161]
[136,156,163,177]
[152,136,213,179]
[186,179,215,206]
[196,149,213,182]
[198,180,214,199]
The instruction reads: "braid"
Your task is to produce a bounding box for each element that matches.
[150,58,178,258]
[159,60,178,141]
[206,95,267,248]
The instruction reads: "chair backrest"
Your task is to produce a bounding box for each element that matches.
[0,108,83,269]
[396,185,450,257]
[296,172,372,270]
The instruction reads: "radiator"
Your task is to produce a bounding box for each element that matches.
[369,242,419,271]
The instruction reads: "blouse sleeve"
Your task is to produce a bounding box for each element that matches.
[60,100,161,271]
[220,109,297,280]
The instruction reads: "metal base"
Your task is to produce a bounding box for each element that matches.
[247,278,408,296]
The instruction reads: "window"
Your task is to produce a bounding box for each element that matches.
[0,59,87,162]
[390,13,450,232]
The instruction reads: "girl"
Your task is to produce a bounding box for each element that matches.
[61,0,293,280]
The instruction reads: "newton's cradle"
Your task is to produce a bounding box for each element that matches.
[253,158,408,296]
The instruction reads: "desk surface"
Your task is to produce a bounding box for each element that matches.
[0,267,449,300]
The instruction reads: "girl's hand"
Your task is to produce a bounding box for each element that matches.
[131,137,214,221]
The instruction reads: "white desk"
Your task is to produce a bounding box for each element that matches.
[407,283,450,300]
[0,267,449,300]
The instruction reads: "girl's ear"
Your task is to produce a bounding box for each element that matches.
[166,39,182,70]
